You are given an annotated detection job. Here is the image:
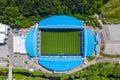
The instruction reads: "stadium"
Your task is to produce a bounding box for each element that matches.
[25,15,99,73]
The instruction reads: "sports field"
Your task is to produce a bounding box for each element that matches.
[41,30,81,55]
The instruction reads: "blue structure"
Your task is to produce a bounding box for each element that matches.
[95,32,100,54]
[84,29,95,57]
[14,29,19,33]
[25,28,38,57]
[25,15,98,72]
[39,15,84,29]
[95,32,99,42]
[38,57,84,71]
[95,44,99,54]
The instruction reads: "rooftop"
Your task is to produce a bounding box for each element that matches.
[0,34,5,43]
[13,36,27,53]
[39,15,84,29]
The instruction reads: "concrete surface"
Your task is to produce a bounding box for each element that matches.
[103,24,120,54]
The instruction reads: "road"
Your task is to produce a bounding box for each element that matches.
[96,58,120,63]
[7,30,13,80]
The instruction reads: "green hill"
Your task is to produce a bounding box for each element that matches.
[101,0,120,24]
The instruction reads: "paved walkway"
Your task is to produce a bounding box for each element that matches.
[96,58,120,63]
[8,30,13,80]
[67,60,96,74]
[27,60,53,74]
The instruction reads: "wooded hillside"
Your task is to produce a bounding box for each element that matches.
[0,0,108,28]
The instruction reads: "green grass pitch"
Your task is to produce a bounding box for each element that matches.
[41,30,81,54]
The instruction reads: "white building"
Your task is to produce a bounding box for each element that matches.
[0,23,10,44]
[0,34,6,43]
[13,36,27,54]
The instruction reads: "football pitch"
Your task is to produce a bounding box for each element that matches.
[41,30,81,55]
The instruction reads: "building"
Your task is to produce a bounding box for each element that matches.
[25,15,100,73]
[13,36,27,54]
[0,23,10,44]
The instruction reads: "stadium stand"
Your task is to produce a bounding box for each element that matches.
[38,30,41,56]
[95,32,99,43]
[95,44,99,54]
[25,28,38,57]
[39,15,84,29]
[94,32,100,54]
[38,57,84,71]
[25,15,97,72]
[84,29,95,56]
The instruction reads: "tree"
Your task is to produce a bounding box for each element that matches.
[89,76,101,80]
[113,64,120,78]
[0,0,106,28]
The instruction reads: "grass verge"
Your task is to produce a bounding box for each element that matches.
[100,52,120,58]
[101,0,120,24]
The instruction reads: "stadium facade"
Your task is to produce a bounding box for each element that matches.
[25,15,99,72]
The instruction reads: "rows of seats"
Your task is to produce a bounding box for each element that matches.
[95,44,99,54]
[95,32,99,43]
[94,32,100,54]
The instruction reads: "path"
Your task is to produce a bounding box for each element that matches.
[27,59,52,74]
[8,30,13,80]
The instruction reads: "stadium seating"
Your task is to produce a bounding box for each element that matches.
[25,15,98,72]
[95,32,99,43]
[94,32,100,54]
[95,44,99,54]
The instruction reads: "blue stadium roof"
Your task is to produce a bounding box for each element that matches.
[38,57,84,71]
[25,15,96,72]
[25,28,38,57]
[84,29,95,57]
[38,15,84,29]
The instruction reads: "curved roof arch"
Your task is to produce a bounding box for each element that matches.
[84,29,95,57]
[25,28,38,57]
[38,15,84,29]
[38,57,84,71]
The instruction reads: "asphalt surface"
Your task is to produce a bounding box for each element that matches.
[103,24,120,54]
[7,30,13,80]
